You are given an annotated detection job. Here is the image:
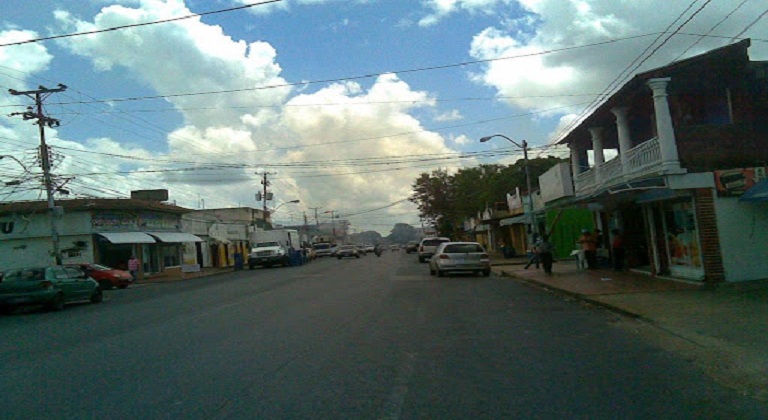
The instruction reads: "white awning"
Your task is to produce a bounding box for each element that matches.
[147,232,204,243]
[98,232,157,244]
[500,214,531,226]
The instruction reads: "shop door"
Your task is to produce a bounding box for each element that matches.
[661,200,704,280]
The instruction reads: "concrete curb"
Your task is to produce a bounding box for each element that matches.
[495,268,644,320]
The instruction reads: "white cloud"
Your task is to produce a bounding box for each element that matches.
[434,109,463,122]
[419,0,515,26]
[43,1,458,233]
[468,0,768,135]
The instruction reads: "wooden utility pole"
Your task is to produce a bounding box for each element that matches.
[9,84,67,264]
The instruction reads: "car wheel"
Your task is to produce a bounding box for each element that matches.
[482,269,491,277]
[429,267,435,275]
[337,256,342,260]
[90,288,103,304]
[47,293,65,311]
[356,255,360,258]
[98,281,112,290]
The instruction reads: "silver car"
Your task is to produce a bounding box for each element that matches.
[429,242,491,277]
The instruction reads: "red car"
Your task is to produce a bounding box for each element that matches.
[66,263,133,290]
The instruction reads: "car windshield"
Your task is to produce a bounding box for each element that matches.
[313,243,331,250]
[443,244,484,253]
[256,241,280,247]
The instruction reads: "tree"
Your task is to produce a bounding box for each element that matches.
[387,223,418,244]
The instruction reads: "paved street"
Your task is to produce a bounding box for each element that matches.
[2,251,766,419]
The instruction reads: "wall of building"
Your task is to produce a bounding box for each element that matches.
[713,195,768,282]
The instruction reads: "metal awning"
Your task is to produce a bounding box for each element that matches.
[500,214,531,226]
[98,232,157,244]
[147,232,204,243]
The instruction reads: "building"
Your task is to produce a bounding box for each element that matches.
[0,198,202,278]
[182,207,267,268]
[544,39,768,284]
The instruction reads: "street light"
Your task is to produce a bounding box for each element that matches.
[272,199,300,213]
[322,210,339,237]
[479,134,535,237]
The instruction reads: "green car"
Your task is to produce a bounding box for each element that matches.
[0,266,103,313]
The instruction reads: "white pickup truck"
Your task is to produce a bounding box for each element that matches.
[248,229,300,269]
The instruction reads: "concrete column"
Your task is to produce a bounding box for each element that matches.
[611,106,632,175]
[647,78,681,172]
[589,127,605,182]
[569,143,582,176]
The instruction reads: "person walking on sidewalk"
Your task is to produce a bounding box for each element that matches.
[611,228,626,271]
[537,234,555,275]
[578,229,598,269]
[128,255,139,282]
[524,232,541,269]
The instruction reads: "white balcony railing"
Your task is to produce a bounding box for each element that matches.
[574,137,663,196]
[625,136,662,176]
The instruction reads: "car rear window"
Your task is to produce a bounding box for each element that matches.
[422,239,449,246]
[444,244,484,253]
[4,268,46,281]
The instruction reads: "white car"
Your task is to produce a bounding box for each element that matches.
[417,237,450,263]
[429,242,491,277]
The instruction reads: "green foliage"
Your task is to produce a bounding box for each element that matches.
[409,156,565,236]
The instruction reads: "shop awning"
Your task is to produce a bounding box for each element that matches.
[740,179,768,202]
[146,232,204,243]
[98,232,157,244]
[500,214,531,226]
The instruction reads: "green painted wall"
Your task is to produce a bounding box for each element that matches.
[545,209,595,259]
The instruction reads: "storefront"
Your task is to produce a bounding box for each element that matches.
[641,194,704,281]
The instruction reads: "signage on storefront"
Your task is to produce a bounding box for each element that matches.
[714,167,767,197]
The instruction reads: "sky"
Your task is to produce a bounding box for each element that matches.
[1,0,766,235]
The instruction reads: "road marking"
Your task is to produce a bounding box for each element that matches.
[380,351,417,420]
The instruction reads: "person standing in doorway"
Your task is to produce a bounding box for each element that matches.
[538,234,555,275]
[128,255,139,282]
[578,229,597,269]
[611,228,626,271]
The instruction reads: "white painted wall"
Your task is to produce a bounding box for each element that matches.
[714,197,768,282]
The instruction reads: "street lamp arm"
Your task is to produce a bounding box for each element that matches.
[479,134,524,149]
[272,199,300,213]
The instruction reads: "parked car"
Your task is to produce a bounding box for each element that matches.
[0,266,103,312]
[364,244,375,253]
[429,242,491,277]
[336,244,360,259]
[356,244,367,256]
[418,237,451,263]
[66,263,132,290]
[405,241,419,253]
[389,244,400,251]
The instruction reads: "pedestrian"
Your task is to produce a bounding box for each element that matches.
[537,234,555,275]
[524,232,541,270]
[578,229,597,269]
[128,255,139,282]
[611,228,626,271]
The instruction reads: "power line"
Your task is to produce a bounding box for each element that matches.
[0,1,283,48]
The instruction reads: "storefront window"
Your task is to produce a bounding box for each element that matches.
[663,201,702,269]
[160,244,180,267]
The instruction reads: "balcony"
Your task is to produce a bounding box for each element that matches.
[574,137,662,195]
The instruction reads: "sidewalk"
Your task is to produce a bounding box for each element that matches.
[492,258,768,401]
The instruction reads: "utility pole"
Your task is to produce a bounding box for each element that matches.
[256,171,275,224]
[9,84,67,265]
[309,207,321,231]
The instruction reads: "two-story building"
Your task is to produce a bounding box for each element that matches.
[550,39,767,284]
[182,207,268,268]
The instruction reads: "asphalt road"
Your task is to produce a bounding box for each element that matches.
[2,250,766,419]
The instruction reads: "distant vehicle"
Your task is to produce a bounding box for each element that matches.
[405,241,419,253]
[356,244,367,256]
[0,266,102,312]
[389,244,400,251]
[336,245,360,259]
[418,237,451,263]
[248,229,300,269]
[364,244,375,253]
[429,242,491,277]
[66,263,132,290]
[312,242,334,258]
